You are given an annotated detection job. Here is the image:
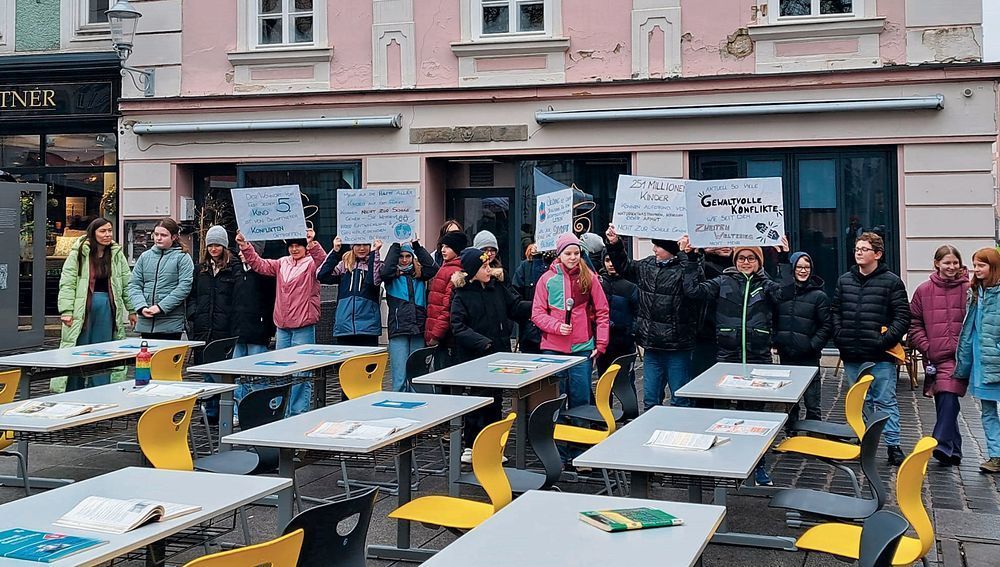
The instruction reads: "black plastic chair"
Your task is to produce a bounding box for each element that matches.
[457,394,566,493]
[770,413,889,525]
[791,362,876,441]
[561,352,639,424]
[859,510,910,567]
[405,345,438,394]
[202,337,239,364]
[282,487,379,567]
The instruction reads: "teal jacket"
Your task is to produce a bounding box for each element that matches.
[955,286,1000,385]
[127,244,194,334]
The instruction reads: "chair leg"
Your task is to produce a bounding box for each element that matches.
[238,507,251,544]
[601,469,614,496]
[831,462,862,497]
[292,473,304,513]
[340,460,352,498]
[198,403,214,455]
[4,451,30,497]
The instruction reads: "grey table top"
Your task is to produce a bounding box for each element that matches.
[186,344,385,377]
[419,490,726,567]
[0,380,235,433]
[0,340,205,370]
[221,391,491,453]
[573,406,788,480]
[675,362,819,404]
[412,352,586,389]
[0,467,289,567]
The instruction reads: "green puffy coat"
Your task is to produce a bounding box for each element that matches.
[51,237,135,392]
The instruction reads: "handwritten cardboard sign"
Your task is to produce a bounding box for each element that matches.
[336,188,418,244]
[687,177,785,247]
[535,187,574,251]
[231,185,307,241]
[611,175,688,239]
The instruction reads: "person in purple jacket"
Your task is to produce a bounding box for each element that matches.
[909,245,969,466]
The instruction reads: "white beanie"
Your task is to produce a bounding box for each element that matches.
[473,230,499,250]
[579,232,605,255]
[205,225,229,247]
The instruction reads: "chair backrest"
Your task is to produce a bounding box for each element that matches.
[609,352,639,421]
[527,394,566,489]
[858,510,910,567]
[594,364,621,435]
[184,528,303,567]
[0,370,20,451]
[846,370,876,439]
[472,413,516,512]
[339,353,389,400]
[137,397,195,471]
[238,384,292,474]
[150,345,191,382]
[858,413,890,508]
[282,487,378,567]
[895,436,937,561]
[201,337,238,365]
[404,346,438,394]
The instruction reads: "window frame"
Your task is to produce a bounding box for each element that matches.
[255,0,316,48]
[473,0,552,40]
[767,0,867,23]
[237,0,327,52]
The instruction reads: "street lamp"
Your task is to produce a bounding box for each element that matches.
[106,0,155,97]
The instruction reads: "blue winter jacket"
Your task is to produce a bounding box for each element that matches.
[127,244,194,334]
[380,242,438,338]
[317,248,383,337]
[955,286,1000,385]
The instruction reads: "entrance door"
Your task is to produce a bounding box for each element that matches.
[447,188,516,272]
[0,182,46,351]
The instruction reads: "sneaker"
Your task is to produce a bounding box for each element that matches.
[887,445,906,467]
[979,457,1000,474]
[754,464,773,486]
[933,449,953,466]
[460,448,473,464]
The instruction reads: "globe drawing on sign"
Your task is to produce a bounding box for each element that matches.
[538,201,547,222]
[394,223,413,240]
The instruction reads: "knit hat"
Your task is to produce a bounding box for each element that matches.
[651,239,680,255]
[473,230,499,251]
[789,251,812,269]
[555,233,582,256]
[733,246,764,266]
[205,225,228,248]
[579,233,605,255]
[459,247,489,281]
[439,231,469,253]
[400,243,414,255]
[285,238,308,248]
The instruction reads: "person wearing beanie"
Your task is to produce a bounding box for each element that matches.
[450,246,531,460]
[774,251,832,427]
[425,229,469,366]
[692,247,733,376]
[317,235,384,347]
[580,232,605,271]
[434,219,465,265]
[473,230,507,283]
[595,247,640,399]
[605,225,701,411]
[532,233,610,417]
[512,243,552,354]
[381,239,438,392]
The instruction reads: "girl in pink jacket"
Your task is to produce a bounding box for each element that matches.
[531,233,610,410]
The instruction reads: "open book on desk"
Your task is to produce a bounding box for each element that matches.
[3,401,117,419]
[307,418,419,441]
[719,374,790,390]
[129,383,208,397]
[53,496,201,535]
[645,429,729,451]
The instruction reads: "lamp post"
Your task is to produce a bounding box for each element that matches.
[106,0,154,97]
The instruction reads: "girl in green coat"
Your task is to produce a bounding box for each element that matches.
[53,218,136,392]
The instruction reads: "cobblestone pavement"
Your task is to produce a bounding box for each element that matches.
[1,345,998,566]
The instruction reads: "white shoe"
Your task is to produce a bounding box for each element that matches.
[461,448,473,464]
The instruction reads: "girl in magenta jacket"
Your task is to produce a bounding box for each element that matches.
[910,244,969,465]
[531,233,610,409]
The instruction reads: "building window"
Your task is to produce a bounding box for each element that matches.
[475,0,550,38]
[257,0,314,46]
[769,0,863,20]
[86,0,109,25]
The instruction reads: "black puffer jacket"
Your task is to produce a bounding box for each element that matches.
[774,275,832,359]
[232,260,276,346]
[188,258,237,342]
[449,273,530,363]
[607,239,701,351]
[832,264,910,363]
[599,261,639,350]
[695,253,731,340]
[511,256,550,347]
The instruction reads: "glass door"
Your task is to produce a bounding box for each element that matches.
[447,188,516,272]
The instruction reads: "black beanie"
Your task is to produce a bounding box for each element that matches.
[459,247,488,281]
[651,239,680,255]
[439,231,469,253]
[285,238,308,248]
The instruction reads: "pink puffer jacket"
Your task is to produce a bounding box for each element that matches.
[909,272,969,396]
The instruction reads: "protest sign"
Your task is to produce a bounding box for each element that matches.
[336,188,418,244]
[611,175,687,239]
[534,187,574,251]
[231,185,307,241]
[687,177,785,247]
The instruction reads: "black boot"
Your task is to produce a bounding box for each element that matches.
[887,445,905,467]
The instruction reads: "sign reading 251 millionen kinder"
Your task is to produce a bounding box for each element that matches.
[231,185,308,241]
[611,175,687,240]
[686,177,784,248]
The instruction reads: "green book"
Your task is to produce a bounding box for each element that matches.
[579,507,684,532]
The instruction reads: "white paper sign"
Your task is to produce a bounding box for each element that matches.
[535,187,574,251]
[612,175,688,239]
[231,185,307,241]
[687,177,785,247]
[336,188,418,244]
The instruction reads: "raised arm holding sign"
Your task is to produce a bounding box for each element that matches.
[231,185,308,241]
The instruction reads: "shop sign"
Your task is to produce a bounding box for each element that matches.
[0,82,114,119]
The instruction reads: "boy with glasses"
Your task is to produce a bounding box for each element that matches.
[832,232,911,466]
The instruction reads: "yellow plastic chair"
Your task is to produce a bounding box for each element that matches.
[790,373,875,442]
[339,352,389,400]
[774,373,877,496]
[552,364,620,495]
[0,370,29,496]
[795,437,938,566]
[183,528,304,567]
[150,346,191,382]
[388,413,515,531]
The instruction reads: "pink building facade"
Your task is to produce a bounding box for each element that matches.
[118,0,995,291]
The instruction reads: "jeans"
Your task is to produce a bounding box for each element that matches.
[781,355,822,425]
[545,350,592,409]
[844,361,900,447]
[232,342,271,420]
[67,292,114,391]
[276,325,315,417]
[642,348,693,410]
[981,399,1000,458]
[933,392,963,459]
[388,334,425,392]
